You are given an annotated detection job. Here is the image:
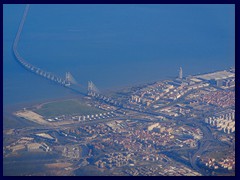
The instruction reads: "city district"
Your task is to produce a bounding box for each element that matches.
[3,68,235,176]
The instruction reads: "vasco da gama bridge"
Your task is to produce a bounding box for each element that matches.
[13,5,173,119]
[13,4,99,95]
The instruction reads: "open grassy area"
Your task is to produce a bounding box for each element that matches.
[34,99,105,117]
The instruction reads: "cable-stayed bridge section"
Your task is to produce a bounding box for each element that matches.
[13,4,77,88]
[13,4,168,118]
[13,5,167,116]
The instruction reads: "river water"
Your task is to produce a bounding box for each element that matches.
[3,4,235,106]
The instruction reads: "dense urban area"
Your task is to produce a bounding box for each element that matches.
[3,68,235,176]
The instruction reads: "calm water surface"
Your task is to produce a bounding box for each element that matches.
[3,4,235,106]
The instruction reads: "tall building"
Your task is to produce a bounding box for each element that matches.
[179,67,183,79]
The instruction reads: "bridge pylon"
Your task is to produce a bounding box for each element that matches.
[88,81,99,96]
[65,72,71,86]
[65,72,78,86]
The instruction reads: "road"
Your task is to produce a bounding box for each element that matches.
[10,81,234,176]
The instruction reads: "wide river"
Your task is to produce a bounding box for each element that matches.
[3,4,235,106]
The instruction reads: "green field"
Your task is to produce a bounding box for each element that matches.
[34,99,105,117]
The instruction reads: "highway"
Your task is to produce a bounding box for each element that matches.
[12,5,234,176]
[183,119,232,175]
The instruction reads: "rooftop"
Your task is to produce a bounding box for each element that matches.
[195,70,234,81]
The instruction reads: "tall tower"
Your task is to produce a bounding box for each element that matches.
[65,72,71,86]
[88,81,99,96]
[88,81,93,93]
[179,67,183,79]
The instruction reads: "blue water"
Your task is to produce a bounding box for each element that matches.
[3,4,235,106]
